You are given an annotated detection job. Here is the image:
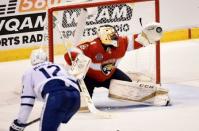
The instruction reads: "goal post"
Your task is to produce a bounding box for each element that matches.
[47,0,161,84]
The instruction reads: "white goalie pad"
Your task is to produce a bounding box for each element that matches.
[109,80,170,106]
[69,53,91,79]
[126,72,153,82]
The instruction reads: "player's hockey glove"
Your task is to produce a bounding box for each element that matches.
[10,119,26,131]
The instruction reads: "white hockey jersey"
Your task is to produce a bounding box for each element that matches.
[17,61,79,124]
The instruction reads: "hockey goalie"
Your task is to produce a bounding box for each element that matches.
[64,22,170,112]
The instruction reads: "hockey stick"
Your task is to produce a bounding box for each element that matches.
[69,9,111,119]
[25,118,40,127]
[70,9,112,119]
[78,79,112,119]
[139,17,143,27]
[55,9,112,119]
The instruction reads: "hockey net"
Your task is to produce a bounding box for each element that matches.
[46,0,161,84]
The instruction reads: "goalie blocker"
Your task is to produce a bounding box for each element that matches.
[109,80,170,106]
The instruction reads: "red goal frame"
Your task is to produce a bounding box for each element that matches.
[47,0,161,84]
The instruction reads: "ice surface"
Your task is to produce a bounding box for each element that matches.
[1,39,199,131]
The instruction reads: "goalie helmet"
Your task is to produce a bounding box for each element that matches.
[30,49,47,65]
[97,25,119,47]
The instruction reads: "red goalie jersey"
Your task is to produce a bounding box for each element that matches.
[64,36,136,82]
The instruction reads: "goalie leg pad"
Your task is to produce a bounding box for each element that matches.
[126,72,153,82]
[109,80,170,106]
[153,87,170,106]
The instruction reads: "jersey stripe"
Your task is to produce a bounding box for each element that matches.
[21,96,36,99]
[21,103,34,107]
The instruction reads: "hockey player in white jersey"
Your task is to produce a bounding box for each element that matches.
[9,49,80,131]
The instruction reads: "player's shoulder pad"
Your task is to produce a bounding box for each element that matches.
[118,35,128,44]
[22,67,33,79]
[119,35,128,40]
[78,41,92,50]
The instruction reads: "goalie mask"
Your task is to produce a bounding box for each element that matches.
[30,49,48,65]
[97,25,119,47]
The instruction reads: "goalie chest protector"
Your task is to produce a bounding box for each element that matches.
[78,36,128,82]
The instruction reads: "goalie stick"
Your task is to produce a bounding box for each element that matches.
[73,9,112,119]
[55,8,112,119]
[78,79,112,119]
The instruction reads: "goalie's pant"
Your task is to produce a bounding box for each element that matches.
[84,68,132,97]
[41,82,80,131]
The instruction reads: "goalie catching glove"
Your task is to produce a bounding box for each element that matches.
[135,22,163,46]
